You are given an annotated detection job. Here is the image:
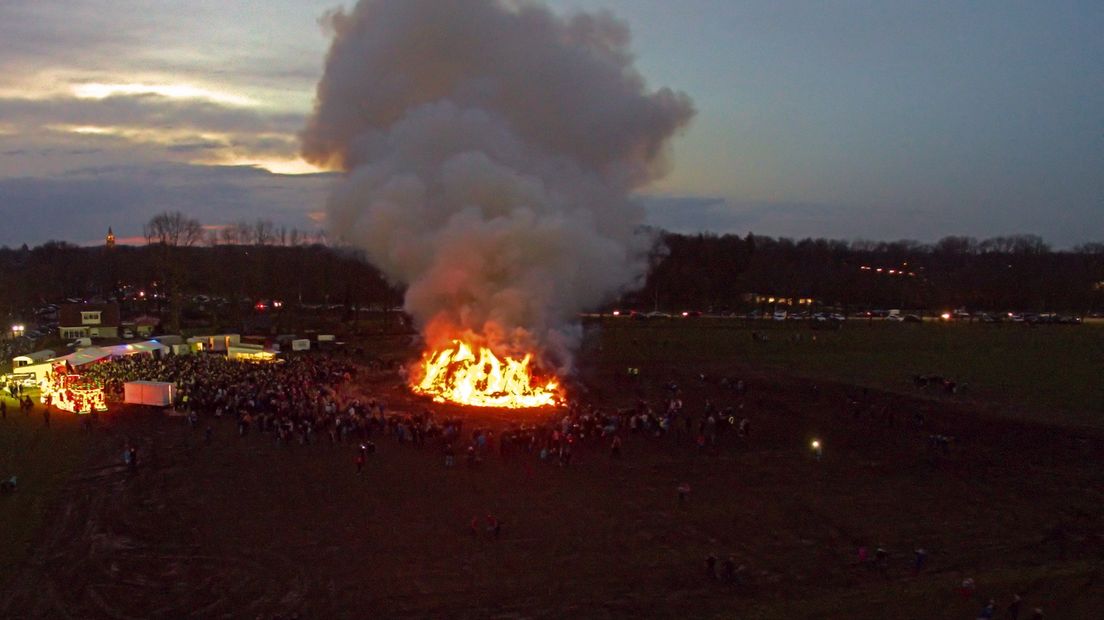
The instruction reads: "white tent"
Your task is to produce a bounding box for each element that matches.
[64,347,114,366]
[18,348,109,383]
[100,341,168,358]
[17,340,168,383]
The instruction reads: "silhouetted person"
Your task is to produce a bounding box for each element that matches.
[721,556,736,582]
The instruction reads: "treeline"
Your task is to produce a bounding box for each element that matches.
[630,232,1104,313]
[0,240,401,322]
[2,224,1103,320]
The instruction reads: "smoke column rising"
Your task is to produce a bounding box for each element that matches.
[302,0,694,366]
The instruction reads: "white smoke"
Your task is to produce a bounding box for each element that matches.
[302,0,694,367]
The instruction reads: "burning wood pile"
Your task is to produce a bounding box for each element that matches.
[411,340,562,409]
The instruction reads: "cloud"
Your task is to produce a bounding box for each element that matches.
[0,94,302,138]
[0,0,328,119]
[642,195,944,241]
[641,195,1104,248]
[0,92,313,177]
[0,163,335,247]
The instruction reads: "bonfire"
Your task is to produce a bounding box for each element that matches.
[411,340,563,409]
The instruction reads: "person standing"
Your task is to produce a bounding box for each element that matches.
[486,514,500,540]
[721,556,736,582]
[874,547,889,578]
[913,548,927,574]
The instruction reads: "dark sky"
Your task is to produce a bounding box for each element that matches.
[0,0,1100,247]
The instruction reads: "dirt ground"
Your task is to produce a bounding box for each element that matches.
[1,339,1102,619]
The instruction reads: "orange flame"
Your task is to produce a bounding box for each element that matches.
[411,340,562,409]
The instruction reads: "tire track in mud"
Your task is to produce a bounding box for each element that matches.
[0,417,313,619]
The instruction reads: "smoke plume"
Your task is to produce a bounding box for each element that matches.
[302,0,694,366]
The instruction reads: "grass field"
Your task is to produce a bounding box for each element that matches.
[0,396,88,579]
[585,318,1104,429]
[1,325,1102,618]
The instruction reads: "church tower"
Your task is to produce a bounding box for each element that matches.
[106,227,116,249]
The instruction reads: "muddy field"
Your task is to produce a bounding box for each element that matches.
[1,334,1103,618]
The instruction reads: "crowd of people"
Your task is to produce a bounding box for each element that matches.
[79,353,359,443]
[82,350,761,473]
[10,348,1065,616]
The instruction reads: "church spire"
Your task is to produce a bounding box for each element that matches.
[106,227,116,249]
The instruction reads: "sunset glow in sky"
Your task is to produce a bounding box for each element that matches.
[1,0,1100,247]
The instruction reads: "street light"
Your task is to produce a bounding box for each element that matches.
[11,324,24,338]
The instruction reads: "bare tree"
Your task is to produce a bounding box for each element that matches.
[234,221,256,245]
[144,211,203,333]
[253,219,275,246]
[143,211,204,247]
[220,226,240,245]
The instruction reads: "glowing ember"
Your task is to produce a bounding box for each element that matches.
[412,340,562,409]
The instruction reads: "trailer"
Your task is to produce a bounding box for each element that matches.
[186,334,241,352]
[123,381,176,407]
[12,349,55,368]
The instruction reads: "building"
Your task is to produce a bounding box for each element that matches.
[58,303,121,340]
[744,293,817,307]
[106,227,116,249]
[121,315,161,338]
